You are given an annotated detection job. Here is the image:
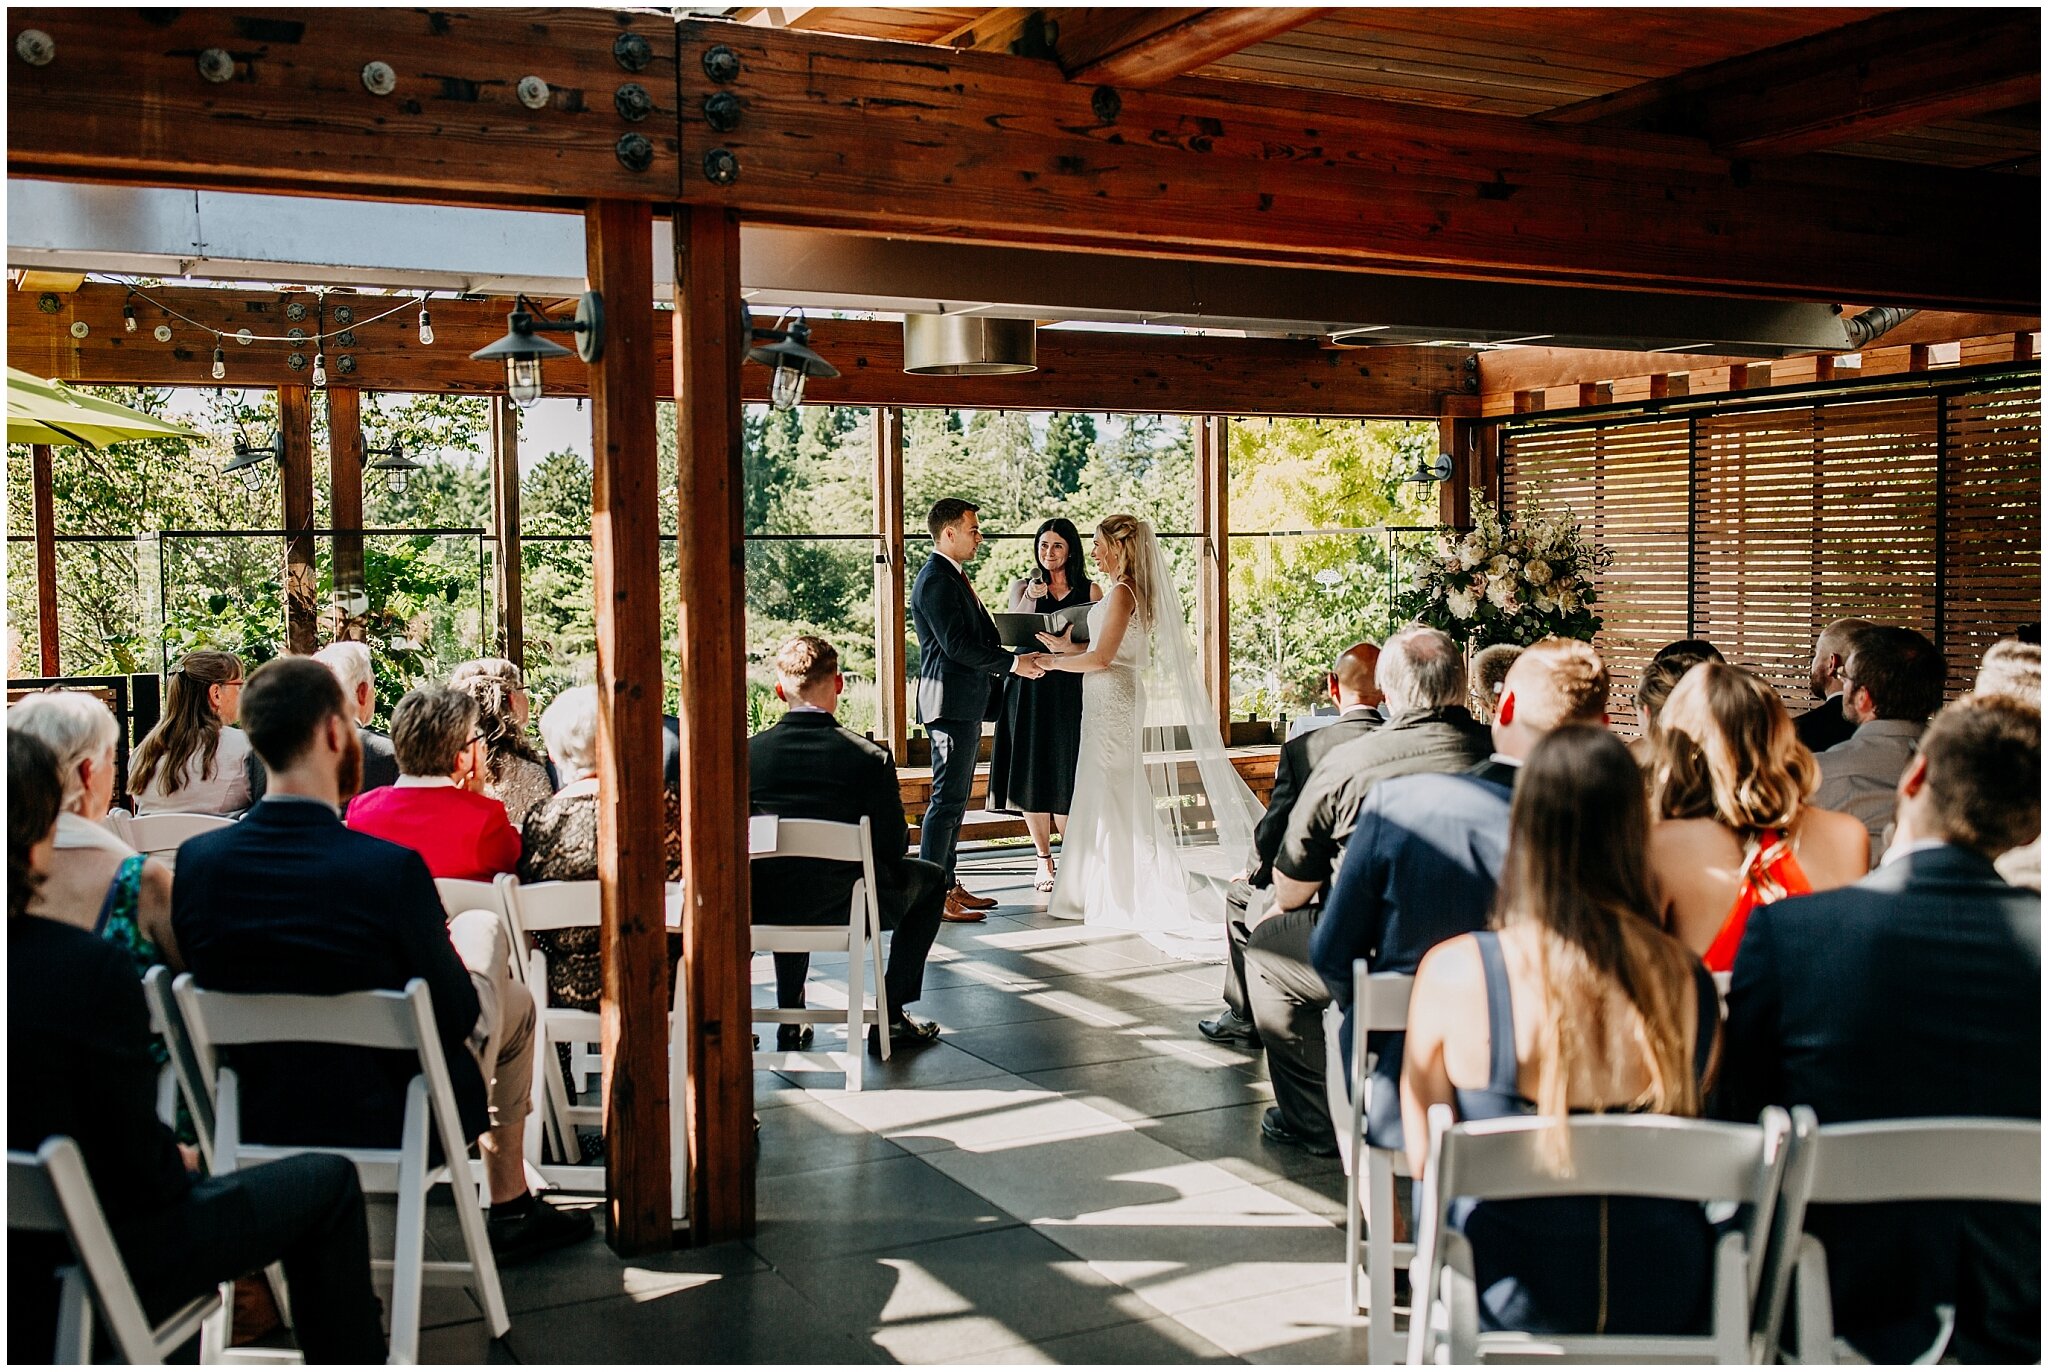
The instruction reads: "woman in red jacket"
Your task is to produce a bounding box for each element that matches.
[346,686,522,880]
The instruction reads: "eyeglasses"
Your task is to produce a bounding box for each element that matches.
[468,731,488,746]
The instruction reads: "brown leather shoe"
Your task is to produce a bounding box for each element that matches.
[949,883,998,911]
[942,893,987,923]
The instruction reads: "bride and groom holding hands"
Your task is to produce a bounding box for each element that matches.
[912,497,1263,945]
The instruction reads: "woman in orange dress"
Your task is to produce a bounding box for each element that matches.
[1647,661,1869,971]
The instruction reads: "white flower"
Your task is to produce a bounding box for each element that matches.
[1456,541,1482,570]
[1485,578,1516,611]
[1558,588,1581,614]
[1446,588,1479,620]
[1533,592,1557,614]
[1487,555,1513,579]
[1523,558,1552,586]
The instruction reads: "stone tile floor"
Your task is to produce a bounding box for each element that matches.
[410,849,1369,1364]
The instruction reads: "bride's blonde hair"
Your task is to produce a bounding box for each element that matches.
[1095,514,1154,621]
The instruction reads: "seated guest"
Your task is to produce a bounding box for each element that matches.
[750,636,948,1054]
[449,658,554,828]
[1719,695,2041,1362]
[173,658,587,1264]
[9,690,178,974]
[1794,617,1875,754]
[1314,637,1611,1151]
[1627,647,1714,768]
[519,685,683,1013]
[130,649,252,816]
[1203,626,1489,1156]
[1813,624,1944,863]
[1656,637,1724,664]
[1247,641,1383,888]
[1978,641,2042,889]
[248,642,401,805]
[7,728,387,1363]
[347,686,521,880]
[1286,642,1385,743]
[1467,643,1522,726]
[1403,725,1720,1337]
[1648,663,1868,970]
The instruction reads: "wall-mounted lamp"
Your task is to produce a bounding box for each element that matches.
[1403,452,1455,485]
[366,438,424,497]
[742,304,839,411]
[469,292,605,409]
[224,429,281,493]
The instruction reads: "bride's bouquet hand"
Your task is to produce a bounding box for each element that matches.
[1034,626,1077,654]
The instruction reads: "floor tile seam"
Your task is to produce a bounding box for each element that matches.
[747,1216,1033,1268]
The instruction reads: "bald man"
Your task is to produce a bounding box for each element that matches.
[1249,643,1383,888]
[1796,617,1875,754]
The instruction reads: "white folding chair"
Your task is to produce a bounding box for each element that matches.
[173,974,510,1365]
[435,875,547,1169]
[748,815,889,1092]
[501,880,690,1218]
[8,1137,234,1365]
[1320,963,1414,1363]
[120,812,234,867]
[1408,1103,1792,1365]
[1759,1108,2040,1365]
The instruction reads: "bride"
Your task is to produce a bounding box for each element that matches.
[1033,514,1264,957]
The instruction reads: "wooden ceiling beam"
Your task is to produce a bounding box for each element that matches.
[11,284,1467,417]
[6,9,2036,309]
[1051,8,1327,89]
[1543,9,2042,159]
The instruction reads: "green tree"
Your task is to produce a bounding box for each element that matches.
[1044,412,1096,498]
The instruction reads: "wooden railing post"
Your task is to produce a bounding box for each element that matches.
[327,388,365,642]
[874,406,908,761]
[278,385,318,655]
[671,203,756,1243]
[1196,415,1231,735]
[584,199,672,1256]
[31,442,60,674]
[490,396,525,668]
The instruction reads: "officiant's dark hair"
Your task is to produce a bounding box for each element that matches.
[1032,518,1091,593]
[928,498,980,541]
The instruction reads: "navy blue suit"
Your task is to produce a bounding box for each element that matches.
[1718,844,2041,1363]
[1310,761,1515,1149]
[910,552,1013,881]
[172,798,489,1149]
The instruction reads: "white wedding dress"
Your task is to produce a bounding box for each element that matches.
[1048,567,1264,961]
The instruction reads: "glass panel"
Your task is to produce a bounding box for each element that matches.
[747,537,879,737]
[320,533,490,721]
[1227,531,1410,725]
[158,531,287,669]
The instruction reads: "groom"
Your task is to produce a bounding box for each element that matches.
[913,498,1047,921]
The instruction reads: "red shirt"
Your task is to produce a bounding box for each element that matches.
[345,781,521,881]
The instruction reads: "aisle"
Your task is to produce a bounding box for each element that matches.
[418,849,1369,1364]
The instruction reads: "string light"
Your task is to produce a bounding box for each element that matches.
[211,345,226,381]
[123,303,138,333]
[417,302,434,346]
[311,352,328,389]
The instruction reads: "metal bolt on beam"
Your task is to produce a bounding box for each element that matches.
[517,76,551,110]
[361,61,395,96]
[15,29,54,65]
[196,48,234,83]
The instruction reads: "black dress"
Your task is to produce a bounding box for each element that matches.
[989,579,1090,816]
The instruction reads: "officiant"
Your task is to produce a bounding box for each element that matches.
[990,518,1101,893]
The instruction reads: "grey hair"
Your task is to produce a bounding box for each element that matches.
[389,687,479,778]
[539,685,601,782]
[313,640,375,704]
[1978,640,2042,704]
[1378,626,1467,717]
[8,690,120,808]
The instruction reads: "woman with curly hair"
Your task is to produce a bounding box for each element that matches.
[447,657,553,827]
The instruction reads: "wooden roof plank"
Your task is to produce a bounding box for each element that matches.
[1058,8,1328,89]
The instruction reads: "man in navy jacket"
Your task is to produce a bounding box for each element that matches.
[1719,694,2041,1363]
[1310,638,1611,1150]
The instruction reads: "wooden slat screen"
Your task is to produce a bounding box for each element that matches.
[1502,419,1690,733]
[1501,375,2040,724]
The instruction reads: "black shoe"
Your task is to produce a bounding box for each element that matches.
[487,1197,595,1267]
[867,1012,940,1055]
[776,1023,815,1052]
[1260,1106,1339,1158]
[1198,1008,1262,1048]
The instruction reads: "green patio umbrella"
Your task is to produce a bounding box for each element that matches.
[7,368,200,449]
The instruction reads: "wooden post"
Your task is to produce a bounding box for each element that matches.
[671,204,756,1243]
[873,406,908,761]
[278,384,318,655]
[584,200,671,1256]
[1195,415,1231,734]
[327,388,366,642]
[490,396,525,669]
[31,443,60,675]
[1438,403,1478,529]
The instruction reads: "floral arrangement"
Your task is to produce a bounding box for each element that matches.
[1398,494,1613,647]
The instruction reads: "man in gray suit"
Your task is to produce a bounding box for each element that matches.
[909,498,1046,921]
[1813,625,1943,863]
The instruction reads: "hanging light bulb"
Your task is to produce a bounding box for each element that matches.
[769,356,807,411]
[211,344,226,381]
[311,352,328,388]
[506,357,545,409]
[123,303,138,333]
[744,309,838,413]
[417,302,434,346]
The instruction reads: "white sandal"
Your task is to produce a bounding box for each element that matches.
[1033,856,1057,893]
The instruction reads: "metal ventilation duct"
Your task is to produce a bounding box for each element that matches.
[902,315,1037,376]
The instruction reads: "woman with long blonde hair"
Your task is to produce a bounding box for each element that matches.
[1402,725,1720,1335]
[130,649,252,816]
[1648,661,1867,969]
[1031,513,1263,953]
